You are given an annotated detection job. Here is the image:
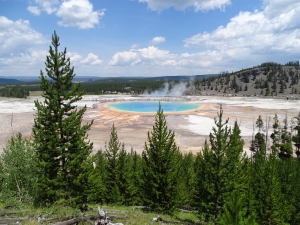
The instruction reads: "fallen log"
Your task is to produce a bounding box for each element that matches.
[0,217,27,224]
[178,209,197,213]
[0,210,30,216]
[38,215,73,223]
[93,208,127,214]
[132,206,149,210]
[160,219,206,225]
[53,216,92,225]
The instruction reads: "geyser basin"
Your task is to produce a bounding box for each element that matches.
[108,101,200,113]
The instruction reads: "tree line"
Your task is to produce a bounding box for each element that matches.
[197,62,300,96]
[2,31,300,224]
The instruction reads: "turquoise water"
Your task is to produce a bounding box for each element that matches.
[108,101,200,113]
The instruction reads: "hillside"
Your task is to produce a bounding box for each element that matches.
[0,77,22,83]
[194,61,300,98]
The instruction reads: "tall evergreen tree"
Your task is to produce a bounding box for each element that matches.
[270,114,280,154]
[253,115,266,154]
[130,149,143,205]
[292,112,300,159]
[85,150,107,204]
[32,31,93,205]
[105,123,124,204]
[122,149,142,205]
[179,152,196,208]
[279,114,293,159]
[141,104,182,214]
[219,189,257,225]
[259,153,286,224]
[195,108,247,222]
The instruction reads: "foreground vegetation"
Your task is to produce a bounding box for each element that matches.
[0,204,200,224]
[3,31,300,225]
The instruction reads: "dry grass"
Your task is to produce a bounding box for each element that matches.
[29,91,43,96]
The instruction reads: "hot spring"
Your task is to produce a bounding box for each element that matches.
[108,101,200,113]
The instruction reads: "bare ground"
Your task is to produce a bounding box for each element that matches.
[1,95,300,155]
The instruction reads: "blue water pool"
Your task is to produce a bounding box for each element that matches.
[108,101,200,113]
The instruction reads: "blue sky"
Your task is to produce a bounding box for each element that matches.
[0,0,300,77]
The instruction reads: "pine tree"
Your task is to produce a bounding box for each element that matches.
[279,114,293,159]
[270,114,280,154]
[123,149,142,205]
[179,152,196,208]
[105,123,123,204]
[292,112,300,159]
[195,107,247,222]
[129,149,143,205]
[277,158,297,224]
[259,153,286,224]
[32,31,93,206]
[253,115,266,154]
[85,150,107,204]
[141,104,182,214]
[219,190,257,225]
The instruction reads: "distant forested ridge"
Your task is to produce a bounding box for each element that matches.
[196,61,300,97]
[1,61,300,98]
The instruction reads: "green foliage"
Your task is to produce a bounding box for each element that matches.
[220,190,257,225]
[279,115,293,159]
[270,114,280,154]
[292,112,300,158]
[32,31,93,206]
[141,103,182,214]
[0,86,30,98]
[105,123,124,204]
[0,133,38,206]
[258,153,287,224]
[179,152,196,208]
[195,107,247,222]
[84,151,107,204]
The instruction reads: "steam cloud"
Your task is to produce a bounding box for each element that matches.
[144,79,195,97]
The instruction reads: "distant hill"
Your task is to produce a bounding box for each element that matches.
[0,78,22,83]
[194,61,300,98]
[0,74,219,84]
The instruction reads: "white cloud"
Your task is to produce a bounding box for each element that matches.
[0,49,47,67]
[138,0,231,12]
[109,51,140,66]
[131,44,139,49]
[109,46,173,67]
[150,36,166,45]
[183,0,300,63]
[56,0,105,29]
[26,0,105,30]
[81,53,102,65]
[0,16,47,56]
[27,6,41,15]
[263,0,300,18]
[66,52,82,62]
[34,0,60,14]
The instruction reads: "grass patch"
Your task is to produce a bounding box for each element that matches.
[29,91,43,96]
[0,204,202,225]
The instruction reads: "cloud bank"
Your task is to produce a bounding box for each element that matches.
[138,0,231,11]
[27,0,105,29]
[0,16,47,56]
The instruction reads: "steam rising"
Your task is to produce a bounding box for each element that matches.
[144,79,195,97]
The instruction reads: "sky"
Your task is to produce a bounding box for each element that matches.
[0,0,300,77]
